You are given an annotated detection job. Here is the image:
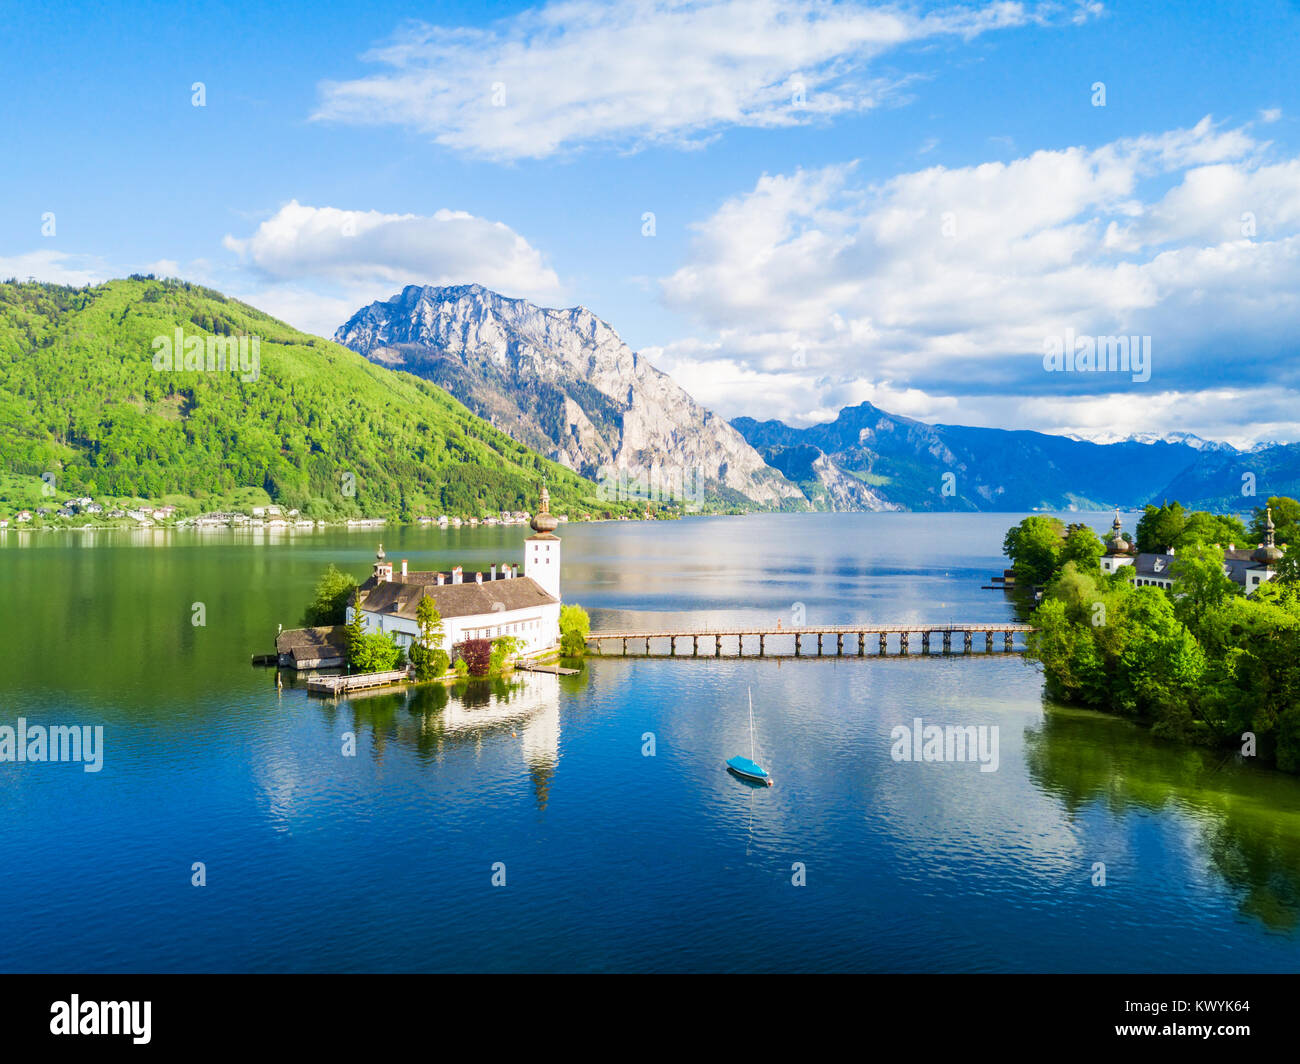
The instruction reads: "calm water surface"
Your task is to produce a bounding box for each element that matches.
[2,513,1298,972]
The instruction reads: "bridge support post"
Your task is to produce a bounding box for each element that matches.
[900,632,910,654]
[670,636,676,656]
[963,631,972,653]
[922,632,930,653]
[817,633,823,655]
[759,634,765,657]
[645,637,650,655]
[858,633,865,656]
[1004,632,1014,652]
[795,634,801,656]
[738,635,744,656]
[715,635,722,657]
[622,637,627,656]
[942,631,952,653]
[692,635,698,656]
[985,632,994,652]
[879,632,887,654]
[836,633,843,655]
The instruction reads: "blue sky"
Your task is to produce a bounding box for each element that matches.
[2,0,1298,444]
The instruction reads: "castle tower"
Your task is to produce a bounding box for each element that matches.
[373,543,393,584]
[1253,507,1284,568]
[1100,511,1134,574]
[524,483,561,601]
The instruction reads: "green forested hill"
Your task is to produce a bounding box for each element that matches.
[0,277,637,519]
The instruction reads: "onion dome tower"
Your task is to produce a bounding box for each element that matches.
[529,483,559,535]
[1105,510,1133,555]
[1253,507,1284,567]
[373,542,393,583]
[524,483,561,601]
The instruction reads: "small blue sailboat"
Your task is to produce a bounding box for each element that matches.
[726,689,772,786]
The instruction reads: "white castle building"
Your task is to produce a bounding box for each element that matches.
[1100,509,1283,594]
[347,485,563,656]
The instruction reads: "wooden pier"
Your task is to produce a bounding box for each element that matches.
[587,623,1035,658]
[306,668,411,696]
[516,661,581,675]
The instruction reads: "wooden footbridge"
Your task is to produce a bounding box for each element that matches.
[587,623,1036,658]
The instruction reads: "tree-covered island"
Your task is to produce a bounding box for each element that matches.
[1006,499,1300,771]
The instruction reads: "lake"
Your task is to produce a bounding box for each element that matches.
[2,512,1299,972]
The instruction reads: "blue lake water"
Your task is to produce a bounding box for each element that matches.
[2,513,1298,972]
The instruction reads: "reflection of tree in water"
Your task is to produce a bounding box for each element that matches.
[1025,702,1300,932]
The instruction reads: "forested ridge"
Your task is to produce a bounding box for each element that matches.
[0,277,636,519]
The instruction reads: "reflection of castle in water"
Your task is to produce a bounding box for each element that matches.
[391,670,563,807]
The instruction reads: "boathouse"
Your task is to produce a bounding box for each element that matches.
[275,625,348,669]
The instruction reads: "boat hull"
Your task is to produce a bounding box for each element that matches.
[726,756,772,786]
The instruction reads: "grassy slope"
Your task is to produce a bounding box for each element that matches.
[0,278,642,520]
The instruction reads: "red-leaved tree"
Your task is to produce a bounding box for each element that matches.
[457,638,493,676]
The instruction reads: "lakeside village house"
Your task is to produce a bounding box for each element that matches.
[1099,508,1285,593]
[275,486,563,670]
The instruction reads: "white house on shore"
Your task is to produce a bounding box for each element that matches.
[346,485,564,657]
[1100,510,1283,594]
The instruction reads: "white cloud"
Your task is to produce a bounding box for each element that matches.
[313,0,1070,160]
[223,200,561,299]
[0,250,106,287]
[656,116,1300,440]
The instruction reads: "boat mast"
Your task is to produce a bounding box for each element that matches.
[748,687,755,761]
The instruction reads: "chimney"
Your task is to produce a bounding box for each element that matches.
[475,571,483,583]
[435,573,445,586]
[452,566,463,585]
[401,559,408,579]
[504,565,512,579]
[490,563,496,580]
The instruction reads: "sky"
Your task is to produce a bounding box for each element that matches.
[2,0,1298,447]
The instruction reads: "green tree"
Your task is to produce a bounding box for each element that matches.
[559,603,591,655]
[1002,515,1066,588]
[408,594,447,680]
[1176,511,1249,550]
[345,588,367,669]
[1170,542,1239,638]
[1060,523,1105,572]
[300,563,357,626]
[1136,501,1186,553]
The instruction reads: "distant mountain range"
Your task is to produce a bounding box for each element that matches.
[335,283,1300,513]
[732,403,1300,511]
[6,276,1292,518]
[335,284,803,508]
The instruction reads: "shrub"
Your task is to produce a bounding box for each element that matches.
[491,636,525,673]
[351,631,403,673]
[458,638,493,677]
